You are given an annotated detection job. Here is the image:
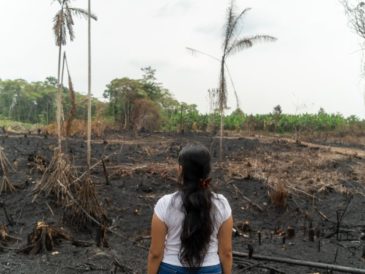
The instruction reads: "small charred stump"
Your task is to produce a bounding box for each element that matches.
[21,221,71,255]
[96,225,109,248]
[287,226,295,239]
[308,228,315,242]
[237,220,251,233]
[0,225,17,246]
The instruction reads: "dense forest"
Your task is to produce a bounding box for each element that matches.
[1,67,364,134]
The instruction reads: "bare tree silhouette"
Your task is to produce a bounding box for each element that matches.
[342,1,365,73]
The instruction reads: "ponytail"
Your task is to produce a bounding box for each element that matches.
[178,144,213,268]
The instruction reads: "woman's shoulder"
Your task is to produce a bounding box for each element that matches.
[212,193,232,224]
[156,191,179,204]
[154,192,180,221]
[212,192,230,203]
[212,192,231,212]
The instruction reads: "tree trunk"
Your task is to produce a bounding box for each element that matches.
[219,110,224,161]
[56,43,63,152]
[123,101,128,129]
[219,58,226,162]
[87,0,92,169]
[180,104,183,133]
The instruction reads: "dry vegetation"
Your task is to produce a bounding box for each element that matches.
[66,176,106,228]
[44,119,110,138]
[0,146,16,193]
[222,136,365,199]
[33,149,76,204]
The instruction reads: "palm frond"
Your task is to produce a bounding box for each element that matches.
[53,10,67,46]
[69,7,98,21]
[186,47,221,62]
[225,7,252,51]
[65,3,75,42]
[227,35,277,56]
[223,1,236,50]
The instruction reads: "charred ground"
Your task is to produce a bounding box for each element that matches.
[0,131,364,273]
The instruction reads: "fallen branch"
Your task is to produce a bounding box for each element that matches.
[233,251,365,273]
[234,258,285,273]
[316,208,331,223]
[72,146,123,185]
[230,183,263,212]
[287,185,319,200]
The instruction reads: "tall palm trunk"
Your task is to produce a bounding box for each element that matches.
[219,57,226,162]
[56,34,63,152]
[87,0,92,169]
[219,110,224,161]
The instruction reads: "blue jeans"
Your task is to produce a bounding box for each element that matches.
[158,262,222,274]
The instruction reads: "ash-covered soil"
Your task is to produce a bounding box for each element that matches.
[0,132,364,273]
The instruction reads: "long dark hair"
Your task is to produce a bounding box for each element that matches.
[178,143,213,268]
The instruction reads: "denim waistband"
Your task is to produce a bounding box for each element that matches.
[159,262,222,274]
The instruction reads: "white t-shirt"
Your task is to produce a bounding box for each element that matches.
[154,191,232,267]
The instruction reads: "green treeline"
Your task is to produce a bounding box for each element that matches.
[0,76,98,124]
[1,68,365,133]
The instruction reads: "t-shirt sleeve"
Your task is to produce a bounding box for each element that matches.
[217,195,232,226]
[154,195,168,223]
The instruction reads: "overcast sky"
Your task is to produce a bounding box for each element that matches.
[0,0,364,117]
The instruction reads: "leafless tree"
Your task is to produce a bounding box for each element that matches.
[342,0,365,39]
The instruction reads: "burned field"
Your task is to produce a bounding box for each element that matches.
[0,132,364,273]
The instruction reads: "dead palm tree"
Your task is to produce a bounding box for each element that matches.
[218,0,276,161]
[33,1,97,204]
[53,0,97,152]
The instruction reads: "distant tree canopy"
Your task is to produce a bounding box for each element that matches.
[1,68,364,134]
[0,78,98,124]
[103,67,199,131]
[273,105,282,116]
